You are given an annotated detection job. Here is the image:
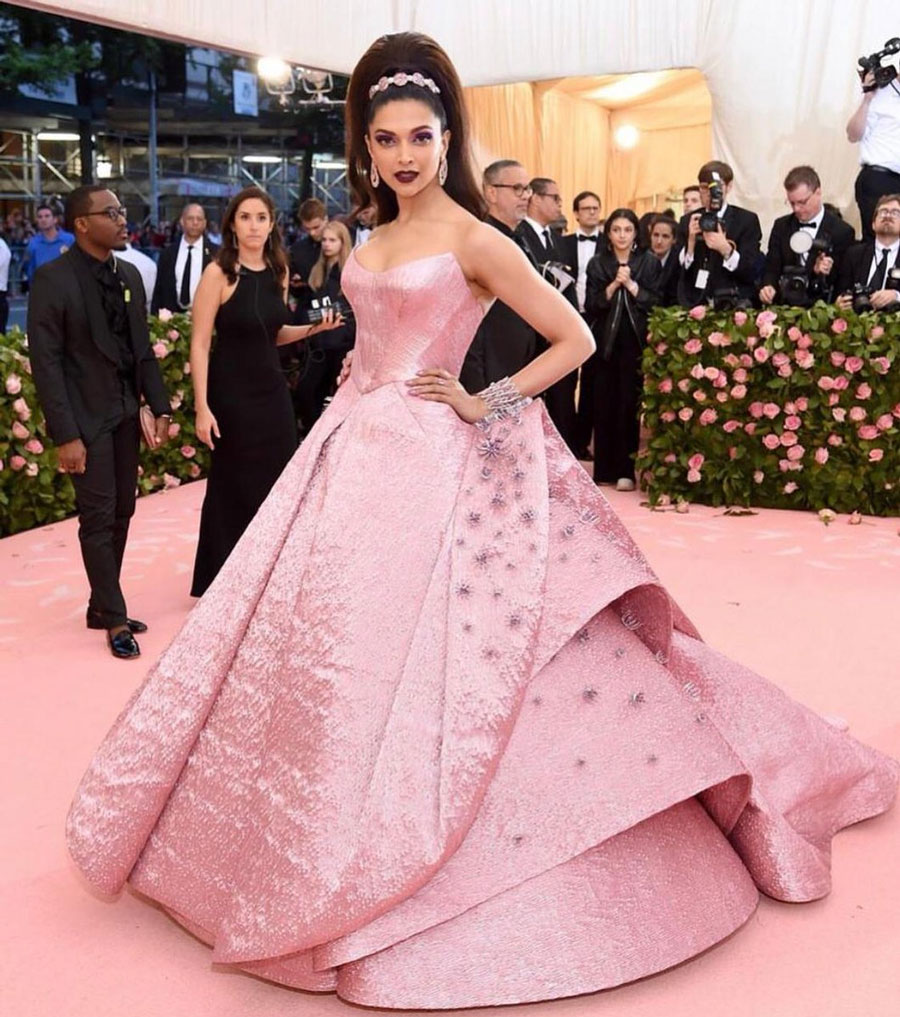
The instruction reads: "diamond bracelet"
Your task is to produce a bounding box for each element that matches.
[475,376,532,429]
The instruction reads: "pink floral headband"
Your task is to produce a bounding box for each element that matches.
[368,71,441,100]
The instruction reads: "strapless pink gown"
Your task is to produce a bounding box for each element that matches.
[67,251,898,1008]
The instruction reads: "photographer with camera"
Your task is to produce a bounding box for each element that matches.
[835,193,900,314]
[847,38,900,242]
[678,160,761,308]
[759,166,855,307]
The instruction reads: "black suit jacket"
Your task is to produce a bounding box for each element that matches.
[585,249,661,359]
[459,217,539,393]
[150,237,218,314]
[678,204,762,306]
[761,211,855,297]
[28,248,170,446]
[654,250,681,307]
[836,241,900,303]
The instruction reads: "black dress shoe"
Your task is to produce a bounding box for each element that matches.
[88,615,148,634]
[107,629,141,659]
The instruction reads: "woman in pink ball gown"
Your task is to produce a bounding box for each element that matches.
[66,31,898,1009]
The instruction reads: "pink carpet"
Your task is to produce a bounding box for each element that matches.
[1,480,897,1016]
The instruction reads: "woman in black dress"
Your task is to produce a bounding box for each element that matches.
[585,208,660,491]
[189,186,341,595]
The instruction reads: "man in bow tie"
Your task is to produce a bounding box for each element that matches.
[759,165,855,306]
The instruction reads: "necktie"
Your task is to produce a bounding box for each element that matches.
[578,234,599,243]
[872,248,889,290]
[179,245,193,307]
[542,228,553,252]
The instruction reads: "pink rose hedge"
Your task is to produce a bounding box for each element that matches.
[638,304,899,515]
[1,313,209,537]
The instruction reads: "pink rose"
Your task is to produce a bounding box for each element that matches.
[180,444,196,459]
[895,403,900,418]
[758,322,775,339]
[4,373,22,395]
[733,310,748,326]
[687,468,702,483]
[11,420,29,440]
[25,461,39,477]
[189,463,201,478]
[733,368,748,383]
[795,397,808,411]
[684,338,703,354]
[678,407,694,421]
[783,481,798,493]
[857,424,879,440]
[707,331,725,347]
[167,422,181,439]
[730,384,747,399]
[728,445,738,460]
[739,354,754,367]
[688,453,705,470]
[869,325,884,339]
[778,459,791,473]
[713,371,729,388]
[157,308,174,322]
[795,350,815,369]
[152,342,168,359]
[831,318,848,334]
[183,362,191,375]
[845,356,864,373]
[660,411,677,422]
[163,472,181,488]
[872,357,891,374]
[716,391,729,403]
[777,363,793,378]
[699,409,717,426]
[869,448,884,462]
[753,347,770,363]
[856,382,872,399]
[170,394,183,411]
[786,444,805,461]
[784,401,797,414]
[756,310,777,328]
[830,351,846,367]
[0,460,3,472]
[848,406,866,422]
[784,415,801,431]
[814,447,829,465]
[693,389,707,402]
[12,397,30,420]
[723,354,740,368]
[833,375,849,391]
[690,363,706,379]
[787,326,802,342]
[753,470,764,483]
[818,376,835,391]
[780,431,798,447]
[663,453,677,463]
[744,422,757,435]
[876,413,893,431]
[832,407,847,422]
[796,333,813,350]
[167,328,180,340]
[763,403,780,419]
[24,438,43,455]
[772,352,790,367]
[677,378,692,393]
[762,434,781,450]
[689,305,706,321]
[10,455,26,470]
[723,420,741,433]
[749,401,765,419]
[657,378,673,393]
[827,434,843,447]
[746,335,759,348]
[827,393,840,406]
[655,342,668,355]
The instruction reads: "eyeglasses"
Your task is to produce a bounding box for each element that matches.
[492,183,533,198]
[875,208,900,219]
[82,207,127,222]
[538,192,562,203]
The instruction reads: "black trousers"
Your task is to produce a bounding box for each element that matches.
[0,291,9,334]
[543,369,579,454]
[72,413,140,629]
[592,327,643,484]
[573,311,599,454]
[294,345,348,437]
[855,165,900,241]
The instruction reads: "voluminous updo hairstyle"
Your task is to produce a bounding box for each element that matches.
[217,185,288,286]
[346,32,486,224]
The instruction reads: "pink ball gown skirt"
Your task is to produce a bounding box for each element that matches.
[66,251,898,1008]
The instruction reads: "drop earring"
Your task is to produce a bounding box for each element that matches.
[438,155,448,187]
[370,161,380,188]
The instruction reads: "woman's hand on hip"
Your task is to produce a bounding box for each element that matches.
[406,368,487,424]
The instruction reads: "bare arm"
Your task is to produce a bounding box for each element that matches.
[847,73,875,142]
[189,263,223,413]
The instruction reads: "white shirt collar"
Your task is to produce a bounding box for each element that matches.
[576,227,600,238]
[875,237,900,256]
[796,208,825,229]
[524,216,552,239]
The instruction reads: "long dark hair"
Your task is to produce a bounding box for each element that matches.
[345,32,485,223]
[217,186,288,285]
[602,207,641,257]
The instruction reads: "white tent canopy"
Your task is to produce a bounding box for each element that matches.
[11,0,899,229]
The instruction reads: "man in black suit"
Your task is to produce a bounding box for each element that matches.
[678,160,762,307]
[459,160,539,394]
[759,166,855,307]
[516,177,579,452]
[835,192,900,312]
[28,186,171,659]
[649,214,681,307]
[288,197,329,316]
[558,190,602,460]
[150,203,217,314]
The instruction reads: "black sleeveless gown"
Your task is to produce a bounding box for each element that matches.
[190,266,296,596]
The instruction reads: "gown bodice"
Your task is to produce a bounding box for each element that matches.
[341,251,484,393]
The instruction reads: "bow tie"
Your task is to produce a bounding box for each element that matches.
[797,221,816,228]
[578,234,599,242]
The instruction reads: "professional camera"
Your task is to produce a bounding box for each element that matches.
[711,287,753,312]
[777,231,833,306]
[849,282,874,313]
[858,38,900,91]
[300,294,354,326]
[699,172,724,233]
